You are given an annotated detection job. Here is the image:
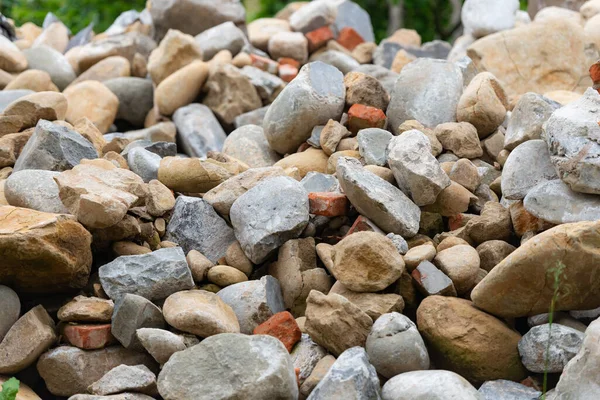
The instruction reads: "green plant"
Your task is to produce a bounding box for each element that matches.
[0,377,20,400]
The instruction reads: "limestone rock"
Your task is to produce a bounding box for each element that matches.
[518,323,584,373]
[461,0,519,38]
[104,77,154,128]
[357,128,392,167]
[435,122,483,159]
[88,364,157,396]
[4,170,67,213]
[504,92,559,150]
[382,370,481,400]
[222,125,281,168]
[23,44,75,90]
[172,103,227,158]
[196,21,246,61]
[58,296,114,323]
[111,294,165,350]
[136,328,186,366]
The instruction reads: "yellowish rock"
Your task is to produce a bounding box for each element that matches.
[207,265,248,287]
[5,70,59,92]
[155,60,209,116]
[69,56,131,86]
[64,81,119,134]
[2,91,67,130]
[158,156,233,193]
[274,148,329,178]
[148,29,202,85]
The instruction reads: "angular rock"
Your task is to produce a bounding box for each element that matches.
[88,364,157,396]
[504,92,559,150]
[518,323,584,373]
[147,29,202,85]
[292,334,328,385]
[329,281,404,321]
[58,296,114,323]
[111,294,165,350]
[357,128,392,167]
[478,379,542,400]
[435,122,483,159]
[136,328,186,366]
[382,370,481,400]
[127,148,160,183]
[172,103,226,158]
[3,91,68,131]
[4,170,67,213]
[411,260,457,297]
[240,65,285,103]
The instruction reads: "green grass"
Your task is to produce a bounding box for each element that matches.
[0,378,19,400]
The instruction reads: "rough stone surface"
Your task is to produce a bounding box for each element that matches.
[58,296,114,323]
[478,379,542,400]
[136,328,186,366]
[518,323,584,373]
[461,0,519,38]
[357,128,392,167]
[172,103,227,158]
[0,285,20,342]
[504,92,559,151]
[4,170,67,213]
[111,293,165,350]
[222,125,281,168]
[88,364,157,396]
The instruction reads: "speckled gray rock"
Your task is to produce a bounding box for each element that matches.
[173,103,227,158]
[355,64,399,95]
[301,172,340,193]
[4,170,68,213]
[264,61,345,154]
[381,370,481,400]
[99,247,194,302]
[478,379,541,400]
[386,233,408,255]
[23,45,76,90]
[504,92,559,151]
[337,157,420,237]
[111,294,165,351]
[292,334,328,386]
[0,90,34,112]
[240,66,285,103]
[104,77,154,128]
[196,21,246,60]
[387,59,463,131]
[217,275,285,334]
[501,139,558,200]
[524,180,600,224]
[234,105,269,128]
[165,196,236,263]
[543,88,600,195]
[157,333,298,400]
[366,313,429,379]
[127,147,160,183]
[358,128,392,167]
[230,176,309,264]
[518,323,584,373]
[387,130,451,206]
[13,120,98,172]
[222,124,281,167]
[461,0,519,38]
[0,285,20,342]
[88,364,157,396]
[310,50,360,75]
[136,328,187,366]
[307,347,380,400]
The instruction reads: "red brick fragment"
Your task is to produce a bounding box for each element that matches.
[278,57,300,69]
[336,27,364,51]
[63,323,114,350]
[250,54,279,74]
[279,63,299,83]
[309,192,349,217]
[346,215,383,236]
[253,311,302,352]
[305,26,334,52]
[347,104,387,133]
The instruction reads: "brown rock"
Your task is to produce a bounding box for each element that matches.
[70,56,131,87]
[225,241,253,276]
[247,18,292,51]
[465,202,512,245]
[157,157,233,193]
[0,35,27,72]
[148,29,202,85]
[326,150,361,174]
[403,243,437,271]
[145,179,175,217]
[433,244,480,295]
[482,128,505,161]
[351,42,377,64]
[112,241,152,256]
[76,33,137,73]
[274,148,329,178]
[448,159,480,192]
[32,22,69,53]
[319,119,351,156]
[0,130,33,168]
[421,182,477,217]
[435,122,483,159]
[329,281,404,320]
[207,265,248,287]
[63,81,119,134]
[437,236,470,252]
[2,91,67,130]
[132,52,148,77]
[509,200,554,237]
[57,296,114,323]
[363,165,395,183]
[343,71,389,110]
[186,249,213,282]
[5,70,58,92]
[476,240,516,272]
[388,29,422,47]
[155,60,209,116]
[73,117,108,156]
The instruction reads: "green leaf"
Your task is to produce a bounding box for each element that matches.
[0,377,20,400]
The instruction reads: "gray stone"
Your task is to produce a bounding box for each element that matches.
[14,119,98,172]
[263,61,345,154]
[0,285,19,342]
[292,334,328,386]
[127,147,160,183]
[68,394,155,400]
[111,294,165,351]
[301,172,340,193]
[105,9,143,36]
[366,313,429,379]
[518,323,584,373]
[454,54,478,85]
[23,45,76,90]
[4,170,68,213]
[37,346,157,397]
[0,90,34,113]
[331,0,375,43]
[234,105,269,128]
[136,328,187,366]
[387,58,463,131]
[310,50,360,75]
[307,347,380,400]
[355,64,399,95]
[410,40,452,60]
[222,124,281,167]
[501,139,558,200]
[196,21,246,60]
[386,233,408,255]
[373,40,402,69]
[543,88,600,194]
[387,130,451,206]
[381,370,480,400]
[99,247,194,302]
[524,179,600,224]
[240,66,285,103]
[478,379,542,400]
[217,275,285,334]
[104,77,154,128]
[412,260,457,297]
[308,125,324,148]
[89,364,157,396]
[173,103,227,158]
[337,157,420,237]
[289,1,335,33]
[504,93,560,151]
[358,128,393,167]
[121,140,177,159]
[157,333,298,400]
[461,0,519,38]
[230,176,309,264]
[165,196,236,263]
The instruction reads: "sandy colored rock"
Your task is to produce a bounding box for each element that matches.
[155,60,208,116]
[404,243,437,271]
[421,182,477,217]
[274,148,329,178]
[63,81,119,134]
[5,70,58,92]
[70,56,131,86]
[73,117,107,155]
[207,265,248,287]
[186,249,213,282]
[390,49,416,73]
[148,29,203,85]
[158,157,233,193]
[0,35,28,72]
[343,71,389,111]
[457,72,507,138]
[2,91,67,130]
[435,122,483,159]
[329,281,404,321]
[58,296,114,323]
[433,244,480,295]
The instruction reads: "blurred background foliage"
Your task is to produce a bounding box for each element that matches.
[0,0,529,42]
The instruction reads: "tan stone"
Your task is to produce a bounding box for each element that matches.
[2,91,67,130]
[437,236,470,252]
[465,202,512,245]
[0,130,33,168]
[319,119,351,156]
[398,120,443,156]
[32,22,68,53]
[5,70,58,92]
[476,240,516,272]
[0,69,14,89]
[390,49,416,73]
[155,60,209,116]
[351,42,377,64]
[329,281,404,321]
[0,35,27,72]
[131,52,148,78]
[207,265,248,287]
[70,56,131,87]
[248,18,292,51]
[422,182,477,217]
[64,81,119,134]
[76,34,137,73]
[17,22,43,42]
[327,150,361,174]
[225,241,253,276]
[145,179,175,217]
[435,122,483,159]
[157,157,233,193]
[433,245,480,295]
[186,249,213,282]
[57,296,114,323]
[363,165,395,183]
[343,71,389,110]
[404,243,437,271]
[148,29,202,85]
[448,159,480,192]
[300,355,336,398]
[388,28,422,47]
[73,117,107,155]
[543,90,582,105]
[112,241,152,256]
[232,52,252,68]
[274,148,329,178]
[103,151,129,169]
[124,121,177,143]
[304,290,373,356]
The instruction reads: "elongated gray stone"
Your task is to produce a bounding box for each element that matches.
[234,105,269,128]
[104,77,154,128]
[127,147,160,183]
[292,334,328,386]
[173,104,227,158]
[301,172,340,193]
[89,364,157,396]
[23,45,76,90]
[4,170,68,213]
[99,247,194,302]
[136,328,187,366]
[518,323,584,373]
[240,66,285,103]
[331,0,374,42]
[310,50,360,75]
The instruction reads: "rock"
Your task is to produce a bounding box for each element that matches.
[0,206,92,293]
[317,231,404,292]
[412,260,457,297]
[196,21,246,60]
[357,128,392,167]
[185,249,213,282]
[172,103,227,158]
[158,333,297,400]
[504,92,559,150]
[478,379,542,400]
[240,65,285,103]
[543,88,600,194]
[292,334,328,385]
[111,294,165,350]
[501,139,558,200]
[518,323,584,373]
[268,31,308,63]
[344,71,389,111]
[329,281,404,320]
[0,90,34,113]
[222,125,281,168]
[476,241,516,272]
[88,364,157,396]
[69,56,131,87]
[356,64,399,94]
[67,392,155,399]
[304,290,373,356]
[421,181,477,217]
[207,265,248,287]
[448,159,480,192]
[157,156,233,193]
[163,289,240,337]
[4,170,67,213]
[3,91,68,131]
[127,148,160,182]
[300,354,335,398]
[387,130,451,206]
[155,60,208,116]
[0,305,56,374]
[230,176,309,264]
[417,296,526,385]
[387,58,463,131]
[99,247,194,302]
[435,122,483,159]
[456,72,507,138]
[467,19,587,97]
[217,276,285,334]
[0,35,27,72]
[37,346,156,397]
[464,202,512,244]
[74,33,139,73]
[275,148,330,178]
[136,328,186,365]
[0,285,19,342]
[0,376,40,400]
[289,1,335,33]
[58,296,114,323]
[307,347,380,400]
[5,70,58,92]
[301,172,340,193]
[165,196,235,262]
[336,157,420,237]
[381,370,481,400]
[433,245,480,295]
[264,61,345,154]
[404,244,436,271]
[319,119,351,156]
[63,81,119,134]
[461,0,519,38]
[147,29,202,85]
[23,45,76,90]
[248,18,291,51]
[74,118,107,155]
[104,77,154,128]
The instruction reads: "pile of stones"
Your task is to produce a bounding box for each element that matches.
[1,0,600,399]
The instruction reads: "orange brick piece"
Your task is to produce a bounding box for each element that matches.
[337,27,364,51]
[253,311,302,352]
[278,57,301,69]
[591,60,600,92]
[309,192,349,217]
[279,63,299,83]
[63,323,114,350]
[346,215,383,236]
[348,104,387,133]
[306,26,334,52]
[250,53,279,74]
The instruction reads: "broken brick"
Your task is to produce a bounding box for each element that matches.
[62,323,115,350]
[309,192,349,217]
[305,26,334,53]
[253,311,302,352]
[347,104,387,133]
[336,27,365,51]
